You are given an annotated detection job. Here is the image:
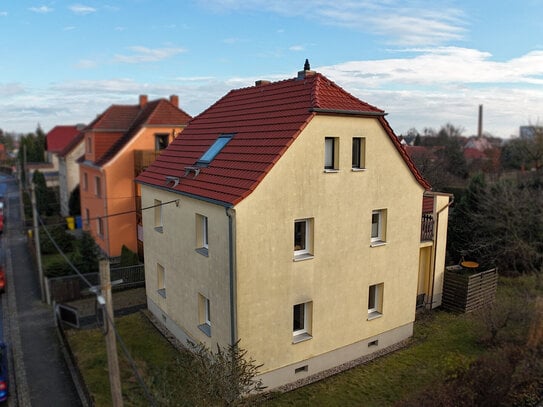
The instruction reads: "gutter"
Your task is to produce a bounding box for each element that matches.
[226,207,237,346]
[428,192,454,309]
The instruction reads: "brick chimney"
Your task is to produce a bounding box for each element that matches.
[255,80,271,87]
[139,94,148,108]
[169,95,179,107]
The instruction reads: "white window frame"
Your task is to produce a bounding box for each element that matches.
[157,263,166,298]
[324,137,338,171]
[293,302,313,342]
[198,294,212,337]
[368,283,384,318]
[154,199,163,232]
[294,218,313,259]
[195,214,209,256]
[352,137,366,170]
[371,209,386,244]
[204,297,211,326]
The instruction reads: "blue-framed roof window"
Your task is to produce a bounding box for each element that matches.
[196,134,234,166]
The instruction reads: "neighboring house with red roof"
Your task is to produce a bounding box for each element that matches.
[57,127,85,217]
[136,65,451,389]
[41,125,82,187]
[79,95,192,258]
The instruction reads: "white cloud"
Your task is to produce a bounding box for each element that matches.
[289,45,304,52]
[29,6,53,13]
[197,0,467,46]
[114,46,186,63]
[69,4,97,15]
[74,59,97,69]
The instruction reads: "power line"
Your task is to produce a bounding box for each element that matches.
[38,215,158,405]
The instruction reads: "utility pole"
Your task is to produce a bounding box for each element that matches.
[99,259,124,407]
[30,181,45,302]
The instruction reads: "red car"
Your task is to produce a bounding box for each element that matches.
[0,267,5,293]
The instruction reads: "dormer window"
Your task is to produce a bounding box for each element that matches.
[196,134,234,166]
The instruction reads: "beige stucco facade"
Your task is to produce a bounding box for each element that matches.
[140,113,451,389]
[59,140,85,217]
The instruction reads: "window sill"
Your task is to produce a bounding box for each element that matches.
[292,332,312,344]
[198,323,211,337]
[154,226,163,233]
[323,169,339,173]
[293,253,314,262]
[195,247,209,257]
[370,241,387,248]
[351,167,367,172]
[157,288,166,299]
[367,311,382,321]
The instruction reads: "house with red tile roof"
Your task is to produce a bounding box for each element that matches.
[79,95,192,258]
[136,65,451,389]
[54,126,86,217]
[42,125,82,187]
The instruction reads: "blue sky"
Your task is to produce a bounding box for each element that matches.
[1,0,542,138]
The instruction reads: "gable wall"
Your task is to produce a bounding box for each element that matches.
[233,114,425,377]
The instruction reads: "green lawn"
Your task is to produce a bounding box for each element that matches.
[66,275,540,406]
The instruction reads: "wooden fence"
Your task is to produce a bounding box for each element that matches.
[46,264,145,304]
[442,266,498,313]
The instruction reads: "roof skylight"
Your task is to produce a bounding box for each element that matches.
[197,134,234,166]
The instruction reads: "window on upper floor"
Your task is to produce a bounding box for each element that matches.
[157,263,166,298]
[294,218,314,260]
[97,217,104,237]
[155,134,169,151]
[293,301,313,343]
[86,136,92,154]
[94,176,101,197]
[198,294,211,337]
[83,172,88,191]
[352,137,366,170]
[195,214,209,256]
[371,209,387,245]
[324,137,339,171]
[368,283,384,319]
[154,199,163,232]
[85,208,90,226]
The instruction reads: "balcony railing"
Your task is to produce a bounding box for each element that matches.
[421,213,434,241]
[134,150,160,177]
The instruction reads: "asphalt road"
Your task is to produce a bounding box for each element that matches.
[2,175,82,406]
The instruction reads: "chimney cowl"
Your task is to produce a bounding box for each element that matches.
[297,59,315,80]
[170,95,179,107]
[139,94,148,108]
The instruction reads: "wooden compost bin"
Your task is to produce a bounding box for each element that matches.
[442,266,498,313]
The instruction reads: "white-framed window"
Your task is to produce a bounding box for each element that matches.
[368,283,384,318]
[198,294,211,337]
[195,214,209,256]
[352,137,366,169]
[293,301,313,342]
[94,176,101,197]
[324,137,339,171]
[371,209,387,244]
[154,199,163,232]
[294,218,313,259]
[157,263,166,298]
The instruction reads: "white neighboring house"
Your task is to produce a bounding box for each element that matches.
[47,125,85,217]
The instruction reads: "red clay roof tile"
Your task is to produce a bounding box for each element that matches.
[136,72,430,205]
[45,125,81,153]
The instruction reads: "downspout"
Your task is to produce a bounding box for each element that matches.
[226,207,237,346]
[428,194,454,309]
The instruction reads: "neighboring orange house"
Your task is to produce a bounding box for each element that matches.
[79,95,192,258]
